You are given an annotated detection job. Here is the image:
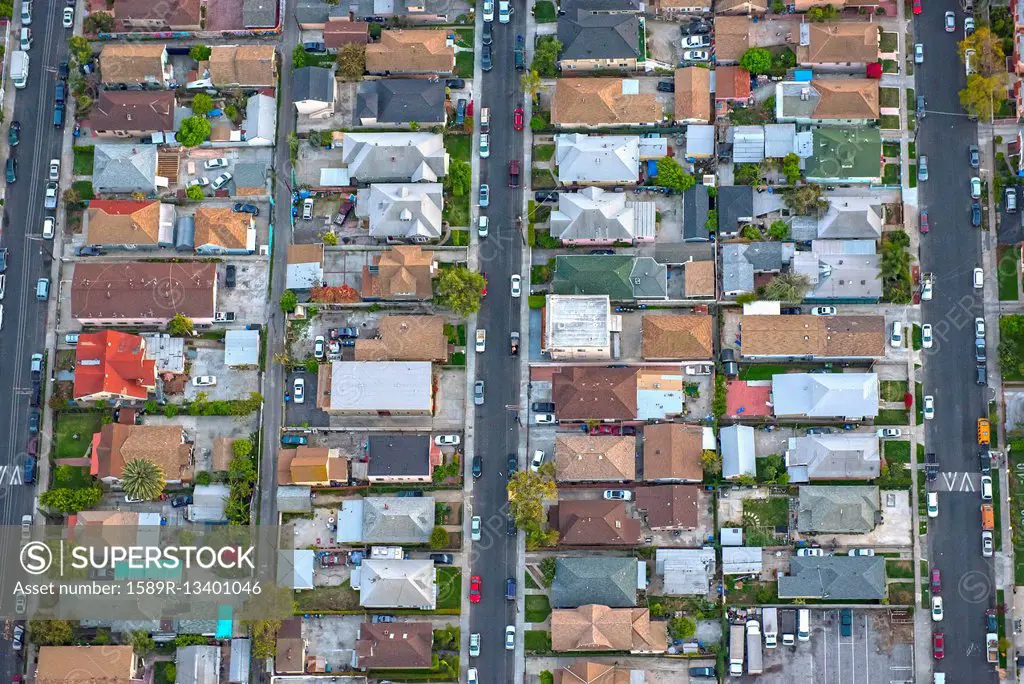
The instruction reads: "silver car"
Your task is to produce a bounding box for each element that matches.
[918,155,928,182]
[474,380,485,405]
[44,182,58,209]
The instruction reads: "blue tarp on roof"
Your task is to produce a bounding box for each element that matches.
[794,69,813,82]
[647,160,658,177]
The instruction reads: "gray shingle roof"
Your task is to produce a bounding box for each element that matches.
[93,143,158,194]
[716,185,753,235]
[683,185,710,241]
[243,0,277,27]
[797,485,879,533]
[772,373,880,419]
[362,496,435,543]
[357,79,446,124]
[294,67,335,104]
[786,434,881,483]
[558,1,641,62]
[778,556,886,600]
[551,557,638,608]
[176,645,220,684]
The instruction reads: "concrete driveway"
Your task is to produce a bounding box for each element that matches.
[183,348,260,401]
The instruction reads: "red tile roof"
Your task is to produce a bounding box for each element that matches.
[715,65,751,101]
[725,380,772,418]
[73,330,157,401]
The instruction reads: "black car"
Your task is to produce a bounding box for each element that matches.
[472,454,482,478]
[656,81,675,92]
[689,667,716,679]
[225,264,236,288]
[30,383,41,408]
[53,102,65,128]
[233,202,259,216]
[78,246,104,257]
[429,553,454,564]
[781,307,802,315]
[483,20,493,45]
[507,453,517,477]
[58,60,69,79]
[445,78,466,90]
[481,44,493,71]
[971,202,982,227]
[55,82,66,104]
[171,494,193,508]
[589,249,615,255]
[8,120,20,146]
[980,450,992,474]
[534,190,559,203]
[532,402,555,413]
[302,41,326,52]
[337,327,359,338]
[507,516,517,536]
[395,490,423,497]
[977,363,987,386]
[28,409,40,434]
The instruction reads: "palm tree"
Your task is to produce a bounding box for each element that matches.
[520,69,542,105]
[121,459,165,501]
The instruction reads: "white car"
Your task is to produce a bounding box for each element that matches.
[510,274,522,298]
[44,182,58,209]
[302,197,314,220]
[877,427,902,438]
[683,49,710,62]
[482,0,494,21]
[211,172,233,190]
[124,494,145,503]
[188,177,210,187]
[0,274,7,300]
[293,378,305,404]
[467,668,478,684]
[42,216,54,240]
[983,530,994,557]
[922,323,933,349]
[811,306,837,316]
[932,596,944,622]
[471,515,482,541]
[192,375,217,387]
[981,474,993,501]
[965,16,975,36]
[971,176,982,198]
[921,278,933,301]
[973,267,984,289]
[498,0,512,23]
[478,215,488,238]
[847,548,875,557]
[48,158,60,181]
[682,34,710,48]
[923,395,935,420]
[314,335,325,359]
[475,328,487,353]
[796,547,824,557]
[530,450,544,472]
[21,514,32,543]
[890,321,903,348]
[505,625,516,650]
[62,6,73,27]
[469,632,480,657]
[927,492,939,518]
[914,43,924,64]
[205,157,229,170]
[480,133,490,158]
[603,489,633,501]
[434,434,461,446]
[944,11,955,31]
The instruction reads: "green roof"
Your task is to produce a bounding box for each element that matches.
[804,127,882,183]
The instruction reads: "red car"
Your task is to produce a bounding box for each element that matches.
[931,568,941,593]
[933,631,944,659]
[480,272,488,296]
[470,575,482,603]
[590,424,621,436]
[919,210,929,234]
[912,0,921,14]
[513,106,524,131]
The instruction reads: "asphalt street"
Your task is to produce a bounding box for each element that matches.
[0,0,70,675]
[915,1,996,680]
[467,9,526,680]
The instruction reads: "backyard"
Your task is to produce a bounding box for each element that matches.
[52,412,104,460]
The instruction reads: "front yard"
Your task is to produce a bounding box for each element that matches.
[52,412,104,460]
[525,594,551,623]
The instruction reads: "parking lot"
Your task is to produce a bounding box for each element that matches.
[216,259,271,324]
[180,148,274,196]
[182,347,260,402]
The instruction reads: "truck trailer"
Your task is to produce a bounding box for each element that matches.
[10,51,28,89]
[780,608,797,646]
[746,620,763,675]
[729,623,745,676]
[762,607,778,648]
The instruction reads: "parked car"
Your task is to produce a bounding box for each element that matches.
[923,395,935,420]
[970,145,980,168]
[796,547,824,557]
[877,427,902,438]
[971,202,982,227]
[23,457,34,484]
[847,548,875,556]
[314,335,326,359]
[810,306,837,316]
[472,454,482,478]
[192,376,217,387]
[28,409,39,434]
[430,553,454,564]
[505,626,516,650]
[933,631,945,660]
[931,568,941,593]
[781,307,802,314]
[8,120,19,146]
[918,155,929,181]
[481,44,493,71]
[171,494,193,508]
[474,380,485,405]
[983,530,994,556]
[281,434,308,446]
[534,190,558,203]
[211,172,233,190]
[188,177,209,188]
[944,10,955,31]
[64,332,79,345]
[371,615,396,624]
[656,81,674,92]
[302,197,314,219]
[480,184,490,207]
[469,633,480,657]
[532,402,555,413]
[11,624,23,651]
[914,42,924,63]
[683,49,710,61]
[471,515,482,541]
[510,274,521,297]
[302,41,326,52]
[469,575,481,603]
[927,491,939,518]
[971,176,982,198]
[434,434,461,446]
[513,106,524,131]
[233,202,259,215]
[205,157,229,170]
[603,489,632,501]
[973,267,984,289]
[293,377,305,404]
[840,608,853,637]
[689,668,716,679]
[507,453,518,477]
[445,78,465,90]
[932,596,944,622]
[44,182,58,209]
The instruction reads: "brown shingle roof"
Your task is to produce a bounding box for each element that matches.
[86,200,162,246]
[93,423,191,482]
[713,16,751,61]
[288,243,324,265]
[552,366,638,421]
[554,662,633,684]
[366,30,455,74]
[99,44,167,84]
[660,0,711,8]
[551,605,667,653]
[194,207,252,250]
[715,65,751,101]
[634,485,700,528]
[740,314,886,357]
[641,314,714,360]
[643,423,703,481]
[211,437,233,472]
[276,619,305,673]
[714,0,767,13]
[354,315,447,362]
[91,90,175,133]
[556,500,642,545]
[798,23,879,64]
[208,45,277,87]
[71,262,217,322]
[113,0,200,28]
[555,435,636,482]
[552,79,663,127]
[355,622,433,669]
[37,646,138,684]
[811,79,879,119]
[361,245,436,300]
[683,260,715,297]
[674,68,711,123]
[324,19,369,49]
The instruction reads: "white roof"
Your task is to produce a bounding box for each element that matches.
[722,546,763,575]
[328,361,433,412]
[685,125,715,158]
[555,133,640,184]
[319,168,351,186]
[355,183,444,240]
[720,425,755,479]
[545,294,612,349]
[359,559,436,609]
[224,328,260,366]
[772,373,880,419]
[286,261,323,290]
[655,548,716,595]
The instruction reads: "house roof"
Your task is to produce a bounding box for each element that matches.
[342,132,448,183]
[772,373,880,418]
[778,556,886,599]
[92,90,175,133]
[554,662,634,684]
[552,78,661,127]
[715,0,768,12]
[556,500,643,545]
[682,184,709,240]
[86,200,162,246]
[355,622,433,669]
[551,605,666,653]
[551,557,638,608]
[36,646,137,684]
[550,187,652,242]
[325,361,432,412]
[545,294,612,351]
[175,645,219,684]
[720,424,755,478]
[779,79,879,121]
[715,65,751,100]
[635,485,700,528]
[558,4,641,62]
[99,44,166,84]
[114,0,201,26]
[786,433,881,482]
[722,545,762,573]
[359,559,436,609]
[367,434,433,478]
[194,207,252,250]
[797,485,879,533]
[275,619,304,673]
[282,446,347,484]
[356,79,446,124]
[552,255,667,300]
[92,423,190,482]
[656,548,716,595]
[242,0,277,26]
[740,315,886,358]
[555,434,636,482]
[362,496,435,543]
[362,245,436,299]
[713,16,751,61]
[74,330,156,401]
[555,133,640,185]
[799,23,879,64]
[552,366,638,421]
[716,185,754,234]
[805,127,881,182]
[643,423,703,481]
[355,183,444,240]
[641,314,713,359]
[325,19,370,49]
[93,143,158,194]
[71,262,217,322]
[366,29,455,73]
[355,315,447,362]
[815,198,884,238]
[684,260,716,297]
[674,68,711,123]
[208,46,277,87]
[294,67,335,104]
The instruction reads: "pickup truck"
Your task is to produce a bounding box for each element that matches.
[508,159,520,188]
[986,632,998,663]
[510,331,520,356]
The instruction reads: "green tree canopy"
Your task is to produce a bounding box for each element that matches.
[337,43,366,80]
[444,158,472,196]
[29,620,75,646]
[654,157,696,193]
[959,26,1004,77]
[806,4,840,21]
[185,185,205,201]
[434,267,486,316]
[429,526,449,549]
[122,459,166,501]
[280,289,298,313]
[784,183,829,216]
[190,93,214,117]
[168,313,194,336]
[760,272,811,301]
[739,47,773,75]
[959,73,1007,121]
[39,486,102,514]
[189,45,212,62]
[68,36,92,64]
[768,219,790,240]
[531,37,562,78]
[780,152,802,184]
[83,11,114,33]
[178,116,212,147]
[506,466,556,543]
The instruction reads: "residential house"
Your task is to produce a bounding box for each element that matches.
[785,433,881,482]
[778,555,886,600]
[274,619,305,674]
[175,645,220,684]
[797,23,879,68]
[336,496,435,543]
[286,243,324,291]
[715,65,752,105]
[276,446,347,486]
[366,30,455,75]
[356,79,446,127]
[112,0,201,30]
[189,484,230,522]
[655,548,716,595]
[317,361,433,415]
[99,44,173,88]
[543,294,614,360]
[552,366,638,421]
[74,331,158,402]
[207,46,277,88]
[366,434,439,483]
[552,254,668,300]
[358,559,436,609]
[361,245,438,300]
[551,556,640,608]
[232,163,269,196]
[554,133,640,185]
[551,78,662,127]
[193,207,256,254]
[70,262,218,327]
[683,184,710,241]
[792,239,883,301]
[555,500,643,545]
[674,68,711,123]
[643,423,704,482]
[739,315,886,359]
[550,187,656,244]
[91,423,193,484]
[557,0,643,71]
[36,646,141,684]
[92,143,159,195]
[713,16,752,63]
[715,0,767,13]
[224,328,260,366]
[293,67,336,119]
[354,183,444,242]
[797,485,880,533]
[635,485,701,529]
[342,132,448,183]
[85,200,174,249]
[716,185,754,237]
[772,372,879,419]
[764,122,798,157]
[325,19,370,50]
[355,622,433,670]
[684,259,716,298]
[279,549,315,590]
[355,315,448,362]
[804,127,882,184]
[551,605,667,653]
[555,434,636,482]
[775,79,879,125]
[90,91,176,138]
[719,424,755,479]
[228,640,250,684]
[295,0,349,27]
[722,546,763,575]
[242,0,277,28]
[720,242,795,297]
[641,314,713,360]
[636,367,685,421]
[802,197,884,240]
[731,124,765,163]
[245,93,276,146]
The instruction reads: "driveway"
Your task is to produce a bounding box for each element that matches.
[182,348,260,401]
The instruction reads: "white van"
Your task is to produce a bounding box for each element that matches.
[797,609,810,642]
[19,27,31,50]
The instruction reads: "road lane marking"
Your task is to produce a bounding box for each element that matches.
[936,472,979,492]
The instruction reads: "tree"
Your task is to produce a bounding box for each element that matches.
[29,620,75,646]
[654,157,696,193]
[520,69,542,103]
[130,630,156,653]
[368,21,383,40]
[806,4,839,21]
[232,439,254,459]
[280,290,298,313]
[186,185,205,201]
[734,163,763,186]
[168,313,194,337]
[228,453,257,484]
[189,45,212,62]
[178,116,212,147]
[668,616,697,640]
[741,225,763,240]
[68,36,92,64]
[784,183,829,216]
[960,27,1005,77]
[39,486,102,514]
[337,43,366,80]
[429,525,449,549]
[83,11,114,33]
[780,152,802,184]
[539,556,557,586]
[191,93,214,117]
[701,450,722,476]
[761,272,811,301]
[880,230,913,303]
[444,158,472,197]
[506,467,557,541]
[960,73,1007,121]
[291,44,309,69]
[76,95,93,115]
[768,219,790,240]
[739,47,773,75]
[434,267,486,316]
[122,459,165,501]
[247,620,282,659]
[321,230,338,246]
[174,634,210,647]
[531,37,562,78]
[194,471,212,486]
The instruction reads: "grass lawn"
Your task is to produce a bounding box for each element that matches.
[72,146,94,176]
[443,193,470,228]
[534,0,557,21]
[532,169,556,189]
[525,572,540,589]
[882,141,900,158]
[455,52,474,78]
[909,165,917,189]
[738,364,813,380]
[879,380,908,402]
[525,594,551,623]
[450,229,469,246]
[876,408,910,425]
[1009,438,1024,583]
[154,662,176,684]
[534,143,555,161]
[294,583,360,612]
[879,87,899,108]
[444,134,472,162]
[907,88,915,109]
[436,567,462,610]
[53,412,104,460]
[524,630,552,652]
[912,323,922,351]
[455,28,474,48]
[743,497,789,528]
[880,441,911,489]
[884,440,910,463]
[908,142,916,158]
[888,581,915,605]
[72,180,94,200]
[882,59,899,74]
[880,115,901,129]
[725,579,778,605]
[882,164,900,185]
[998,244,1020,301]
[879,30,898,52]
[915,381,924,425]
[53,465,94,489]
